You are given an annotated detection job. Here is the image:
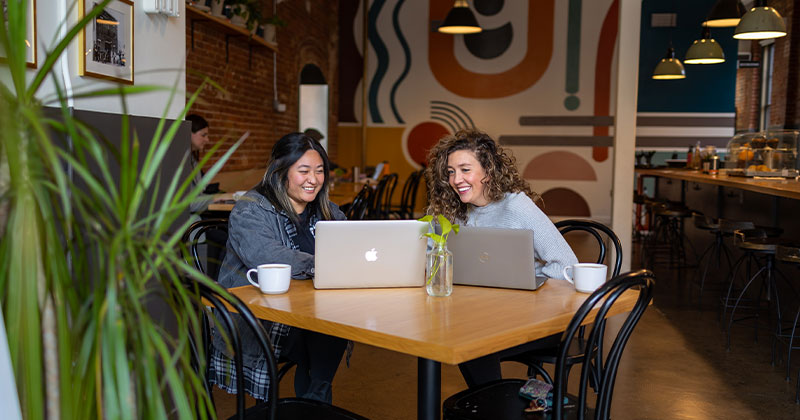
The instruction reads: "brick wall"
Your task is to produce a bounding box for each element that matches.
[735,0,798,131]
[186,0,339,172]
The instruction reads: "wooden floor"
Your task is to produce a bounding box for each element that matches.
[213,247,800,419]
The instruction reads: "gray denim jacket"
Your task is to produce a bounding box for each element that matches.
[213,189,345,367]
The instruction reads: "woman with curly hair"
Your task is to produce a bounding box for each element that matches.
[425,129,578,388]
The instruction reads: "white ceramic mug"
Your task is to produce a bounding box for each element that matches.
[246,264,291,294]
[563,263,607,293]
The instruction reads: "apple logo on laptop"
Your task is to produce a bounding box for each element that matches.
[365,248,378,262]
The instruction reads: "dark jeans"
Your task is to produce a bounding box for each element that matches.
[458,333,561,389]
[282,328,347,403]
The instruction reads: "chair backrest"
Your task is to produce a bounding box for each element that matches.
[380,173,399,218]
[552,270,655,420]
[368,174,396,219]
[194,283,279,419]
[346,185,373,220]
[555,219,623,278]
[182,219,229,278]
[406,170,424,219]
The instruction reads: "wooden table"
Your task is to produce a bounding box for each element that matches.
[229,279,638,419]
[207,182,364,212]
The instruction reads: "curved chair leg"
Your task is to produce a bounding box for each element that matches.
[727,265,767,350]
[720,253,747,327]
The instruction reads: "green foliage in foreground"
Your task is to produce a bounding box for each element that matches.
[1,1,241,418]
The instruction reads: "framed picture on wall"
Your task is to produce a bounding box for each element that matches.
[0,0,37,68]
[79,0,134,84]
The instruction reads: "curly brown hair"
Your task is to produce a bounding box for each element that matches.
[424,129,540,222]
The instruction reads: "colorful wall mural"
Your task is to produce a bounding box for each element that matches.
[337,0,736,220]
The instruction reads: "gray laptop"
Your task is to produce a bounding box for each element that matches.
[447,226,547,290]
[314,220,428,289]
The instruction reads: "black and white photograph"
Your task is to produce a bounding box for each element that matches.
[80,0,133,84]
[0,0,37,68]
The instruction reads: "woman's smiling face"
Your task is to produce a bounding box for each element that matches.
[286,149,325,214]
[447,149,490,207]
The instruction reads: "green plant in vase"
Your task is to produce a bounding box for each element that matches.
[419,215,459,297]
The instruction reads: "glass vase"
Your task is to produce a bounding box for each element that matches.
[426,243,453,297]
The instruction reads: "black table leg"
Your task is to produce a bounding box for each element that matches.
[418,357,441,420]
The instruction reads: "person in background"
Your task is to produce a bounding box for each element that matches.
[425,128,578,389]
[209,132,348,403]
[186,114,230,280]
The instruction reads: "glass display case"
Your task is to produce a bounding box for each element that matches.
[724,129,799,177]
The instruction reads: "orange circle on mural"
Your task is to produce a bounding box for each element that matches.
[407,122,450,166]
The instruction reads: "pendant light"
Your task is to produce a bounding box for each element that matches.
[734,0,786,40]
[704,0,746,28]
[438,0,482,34]
[652,47,686,80]
[685,27,725,64]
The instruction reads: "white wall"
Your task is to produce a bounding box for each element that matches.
[24,0,186,119]
[299,84,329,150]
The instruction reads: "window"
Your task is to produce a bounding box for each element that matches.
[759,43,775,130]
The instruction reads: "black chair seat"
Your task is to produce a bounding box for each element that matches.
[737,238,782,253]
[233,398,370,420]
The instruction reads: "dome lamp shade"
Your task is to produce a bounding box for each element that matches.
[652,47,686,80]
[438,0,482,34]
[685,27,725,64]
[704,0,746,28]
[734,1,787,40]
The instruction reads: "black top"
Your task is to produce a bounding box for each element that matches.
[294,208,316,255]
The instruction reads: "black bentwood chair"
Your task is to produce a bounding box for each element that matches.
[389,170,424,219]
[183,218,229,282]
[192,283,369,420]
[181,220,297,383]
[344,185,374,220]
[443,270,655,420]
[503,219,623,383]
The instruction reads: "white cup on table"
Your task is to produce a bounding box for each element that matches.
[247,264,291,294]
[563,263,607,293]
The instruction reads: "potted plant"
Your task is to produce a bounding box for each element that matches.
[262,15,287,44]
[1,0,241,417]
[419,215,459,297]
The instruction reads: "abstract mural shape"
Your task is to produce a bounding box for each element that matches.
[564,0,582,110]
[368,0,389,123]
[465,23,513,60]
[430,100,476,133]
[428,0,554,98]
[474,0,504,15]
[524,152,597,180]
[540,188,591,217]
[389,0,410,123]
[406,121,450,166]
[337,0,363,123]
[592,0,618,162]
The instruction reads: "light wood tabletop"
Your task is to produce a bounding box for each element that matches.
[635,168,800,200]
[229,278,637,365]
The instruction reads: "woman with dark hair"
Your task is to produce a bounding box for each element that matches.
[425,128,578,388]
[209,132,347,403]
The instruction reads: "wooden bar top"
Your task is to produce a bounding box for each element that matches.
[228,279,638,365]
[635,168,800,200]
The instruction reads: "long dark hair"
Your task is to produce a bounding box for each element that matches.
[256,132,333,223]
[425,129,538,222]
[186,114,209,162]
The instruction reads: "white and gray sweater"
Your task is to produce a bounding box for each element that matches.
[462,192,578,280]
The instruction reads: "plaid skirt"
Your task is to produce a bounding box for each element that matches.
[207,320,291,401]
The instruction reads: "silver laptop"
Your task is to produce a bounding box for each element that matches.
[447,226,547,290]
[314,220,428,289]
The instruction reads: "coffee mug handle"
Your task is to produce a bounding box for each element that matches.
[246,268,259,288]
[563,265,574,283]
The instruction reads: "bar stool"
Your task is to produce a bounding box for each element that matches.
[725,228,787,350]
[771,244,800,402]
[643,201,693,269]
[692,213,734,301]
